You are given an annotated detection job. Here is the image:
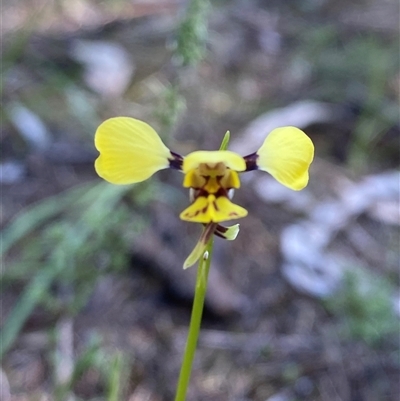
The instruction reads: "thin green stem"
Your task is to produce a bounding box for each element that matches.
[174,238,214,401]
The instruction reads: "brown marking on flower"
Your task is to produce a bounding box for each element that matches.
[243,152,259,171]
[213,199,219,211]
[169,151,184,170]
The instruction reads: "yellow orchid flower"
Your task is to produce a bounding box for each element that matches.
[94,117,314,267]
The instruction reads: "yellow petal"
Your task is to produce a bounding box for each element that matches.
[180,195,248,223]
[256,127,314,190]
[220,170,241,189]
[183,151,246,173]
[94,117,171,185]
[183,169,206,188]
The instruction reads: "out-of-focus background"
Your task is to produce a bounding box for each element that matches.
[1,0,399,400]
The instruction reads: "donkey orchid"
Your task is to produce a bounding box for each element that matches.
[94,117,314,267]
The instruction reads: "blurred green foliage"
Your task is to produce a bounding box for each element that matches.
[1,182,147,358]
[155,83,186,136]
[155,0,211,134]
[175,0,210,67]
[325,270,398,347]
[53,334,127,401]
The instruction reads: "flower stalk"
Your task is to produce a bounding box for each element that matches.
[174,237,214,401]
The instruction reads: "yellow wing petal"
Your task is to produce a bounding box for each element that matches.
[94,117,171,184]
[256,127,314,190]
[180,195,248,223]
